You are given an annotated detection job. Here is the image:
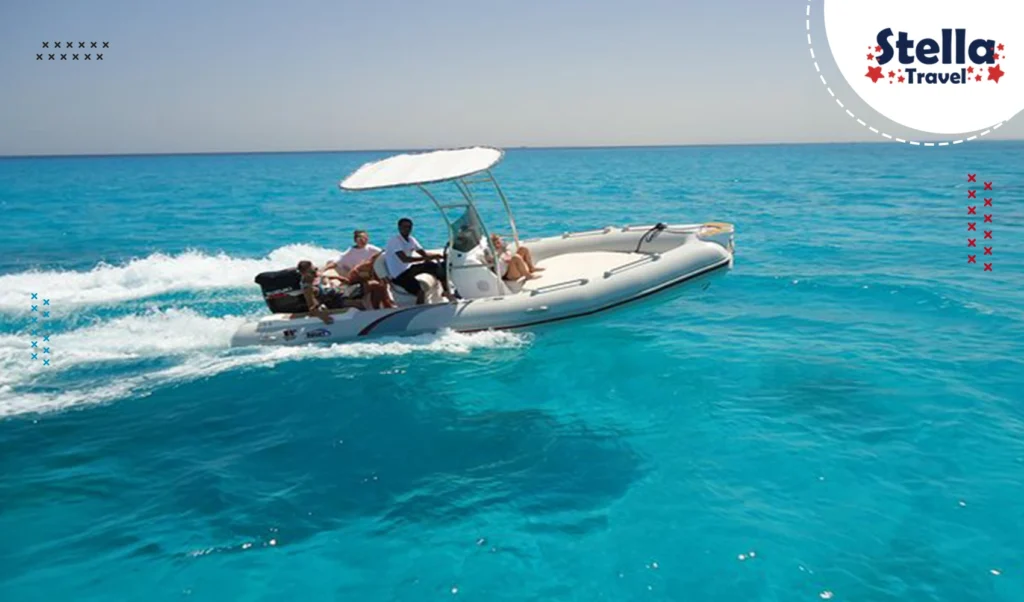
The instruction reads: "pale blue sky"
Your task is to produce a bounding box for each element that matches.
[1,0,1021,155]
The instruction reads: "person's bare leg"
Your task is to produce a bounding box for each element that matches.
[371,281,396,309]
[506,255,540,280]
[516,247,543,271]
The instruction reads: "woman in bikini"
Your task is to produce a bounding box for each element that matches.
[297,260,353,324]
[486,233,544,281]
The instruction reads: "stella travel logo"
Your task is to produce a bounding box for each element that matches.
[865,29,1005,86]
[821,0,1023,137]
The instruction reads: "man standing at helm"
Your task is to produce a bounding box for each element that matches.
[385,217,454,305]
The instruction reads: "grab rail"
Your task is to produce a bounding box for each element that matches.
[529,278,589,296]
[561,226,614,239]
[623,224,701,233]
[604,254,661,278]
[449,263,490,271]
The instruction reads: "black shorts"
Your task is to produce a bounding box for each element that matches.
[392,261,445,295]
[318,283,362,309]
[319,288,347,309]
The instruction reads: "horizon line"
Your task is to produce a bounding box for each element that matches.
[1,137,1021,160]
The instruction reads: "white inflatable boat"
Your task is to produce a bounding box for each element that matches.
[230,147,735,347]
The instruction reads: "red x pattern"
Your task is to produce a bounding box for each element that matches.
[966,177,992,272]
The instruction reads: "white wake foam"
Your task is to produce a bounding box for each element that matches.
[0,244,340,312]
[0,308,530,419]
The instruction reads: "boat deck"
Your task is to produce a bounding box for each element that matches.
[510,251,648,294]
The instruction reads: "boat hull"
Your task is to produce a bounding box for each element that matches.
[230,223,734,347]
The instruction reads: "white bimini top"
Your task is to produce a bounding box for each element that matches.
[340,147,504,191]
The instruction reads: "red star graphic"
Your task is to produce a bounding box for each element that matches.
[989,64,1005,83]
[875,45,882,53]
[968,222,976,231]
[968,255,976,264]
[898,75,905,83]
[868,53,875,60]
[993,53,1000,60]
[984,263,992,272]
[998,43,1004,51]
[968,66,974,74]
[888,71,895,78]
[866,66,884,83]
[976,74,983,82]
[968,239,976,247]
[984,247,992,256]
[984,231,992,239]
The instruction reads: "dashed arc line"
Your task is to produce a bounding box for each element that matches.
[805,0,1005,146]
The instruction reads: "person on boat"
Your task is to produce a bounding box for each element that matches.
[343,251,397,309]
[297,260,345,324]
[327,229,381,274]
[384,217,454,304]
[485,233,543,281]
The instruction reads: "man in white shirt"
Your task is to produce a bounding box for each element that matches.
[330,229,381,274]
[384,217,453,304]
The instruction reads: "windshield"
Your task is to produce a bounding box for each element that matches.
[449,207,486,253]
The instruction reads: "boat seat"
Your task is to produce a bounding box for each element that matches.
[372,253,444,307]
[499,276,527,295]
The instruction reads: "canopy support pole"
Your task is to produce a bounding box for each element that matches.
[452,179,504,294]
[417,185,454,231]
[484,169,520,249]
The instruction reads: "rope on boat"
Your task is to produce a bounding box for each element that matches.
[634,222,668,253]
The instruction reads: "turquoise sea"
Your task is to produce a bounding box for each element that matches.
[1,144,1023,601]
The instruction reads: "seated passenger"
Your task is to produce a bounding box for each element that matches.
[296,259,370,322]
[327,229,382,274]
[385,217,455,304]
[297,260,342,324]
[485,234,543,281]
[344,252,396,309]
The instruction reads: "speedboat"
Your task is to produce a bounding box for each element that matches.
[230,147,735,347]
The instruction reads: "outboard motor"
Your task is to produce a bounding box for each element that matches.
[254,268,307,313]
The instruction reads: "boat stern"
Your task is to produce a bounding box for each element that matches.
[229,315,311,347]
[230,320,264,347]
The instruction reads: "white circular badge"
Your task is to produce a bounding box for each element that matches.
[823,0,1024,135]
